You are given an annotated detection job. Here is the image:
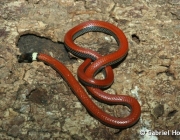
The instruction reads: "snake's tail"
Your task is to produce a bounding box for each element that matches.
[17,52,38,63]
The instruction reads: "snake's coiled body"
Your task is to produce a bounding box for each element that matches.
[18,20,141,128]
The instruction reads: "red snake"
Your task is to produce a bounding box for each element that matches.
[18,20,141,128]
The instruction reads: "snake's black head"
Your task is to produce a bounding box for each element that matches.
[17,53,33,63]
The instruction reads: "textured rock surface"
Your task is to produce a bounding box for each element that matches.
[0,0,180,139]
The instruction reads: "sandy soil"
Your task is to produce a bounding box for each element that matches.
[0,0,180,139]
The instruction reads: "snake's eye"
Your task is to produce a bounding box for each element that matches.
[17,53,33,63]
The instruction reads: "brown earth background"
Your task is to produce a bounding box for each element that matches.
[0,0,180,140]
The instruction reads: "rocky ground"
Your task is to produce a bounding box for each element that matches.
[0,0,180,140]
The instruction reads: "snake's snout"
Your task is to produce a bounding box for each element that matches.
[17,53,33,63]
